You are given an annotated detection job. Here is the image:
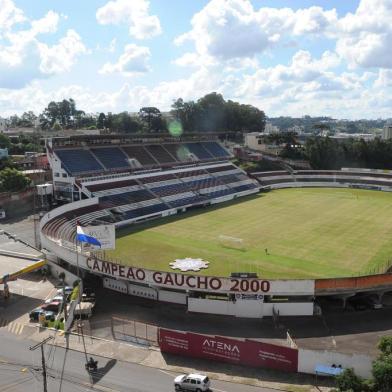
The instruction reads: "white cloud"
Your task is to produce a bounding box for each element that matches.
[0,0,26,33]
[173,0,337,63]
[96,0,161,39]
[374,69,392,88]
[100,44,151,76]
[38,30,87,74]
[335,0,392,69]
[30,10,60,35]
[0,2,86,87]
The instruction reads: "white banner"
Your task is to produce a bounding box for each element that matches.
[86,258,315,295]
[82,225,115,250]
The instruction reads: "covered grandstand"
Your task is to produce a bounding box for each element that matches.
[44,135,260,247]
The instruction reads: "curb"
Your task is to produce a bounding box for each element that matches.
[27,325,323,392]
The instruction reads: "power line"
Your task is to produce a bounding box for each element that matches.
[29,336,53,392]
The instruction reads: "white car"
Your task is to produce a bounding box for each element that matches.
[174,374,211,391]
[45,295,64,304]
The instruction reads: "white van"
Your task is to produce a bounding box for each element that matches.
[174,374,211,391]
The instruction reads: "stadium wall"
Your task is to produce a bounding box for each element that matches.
[298,349,372,379]
[158,328,299,372]
[40,168,392,316]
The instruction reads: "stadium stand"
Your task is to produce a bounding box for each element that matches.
[121,145,157,166]
[55,149,104,175]
[44,136,260,245]
[90,147,130,170]
[145,145,177,164]
[185,142,213,160]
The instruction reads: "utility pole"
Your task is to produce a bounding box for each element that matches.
[41,344,47,392]
[29,336,53,392]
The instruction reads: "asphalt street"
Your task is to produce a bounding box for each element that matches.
[0,329,277,392]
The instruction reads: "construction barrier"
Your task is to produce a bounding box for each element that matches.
[159,328,298,372]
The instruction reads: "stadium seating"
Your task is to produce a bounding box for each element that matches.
[163,143,190,161]
[44,145,260,245]
[202,141,230,158]
[122,146,157,166]
[90,147,130,170]
[145,145,177,164]
[55,149,104,175]
[185,143,213,160]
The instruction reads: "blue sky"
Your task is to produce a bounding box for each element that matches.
[0,0,391,119]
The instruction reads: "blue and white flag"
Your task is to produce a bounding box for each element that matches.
[76,226,101,247]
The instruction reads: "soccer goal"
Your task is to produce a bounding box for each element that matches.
[218,235,245,251]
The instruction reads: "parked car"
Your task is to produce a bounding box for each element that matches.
[45,295,64,304]
[82,288,96,302]
[56,287,74,296]
[29,308,56,322]
[40,300,62,313]
[67,301,95,319]
[174,374,211,391]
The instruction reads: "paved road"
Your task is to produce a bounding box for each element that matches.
[0,329,276,392]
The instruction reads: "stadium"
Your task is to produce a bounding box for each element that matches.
[40,135,392,318]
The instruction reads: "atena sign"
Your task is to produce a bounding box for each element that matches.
[159,328,298,372]
[86,258,315,295]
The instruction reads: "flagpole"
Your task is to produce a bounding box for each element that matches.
[75,228,88,363]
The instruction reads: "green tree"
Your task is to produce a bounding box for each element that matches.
[0,168,31,192]
[139,107,167,132]
[373,336,392,392]
[0,158,16,170]
[97,113,106,129]
[0,134,11,149]
[335,368,363,392]
[19,111,37,127]
[171,93,265,134]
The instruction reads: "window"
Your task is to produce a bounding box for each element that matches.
[191,380,196,384]
[54,173,60,177]
[62,173,67,178]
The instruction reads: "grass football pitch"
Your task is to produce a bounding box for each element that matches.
[105,188,392,279]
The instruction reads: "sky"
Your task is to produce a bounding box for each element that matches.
[0,0,391,119]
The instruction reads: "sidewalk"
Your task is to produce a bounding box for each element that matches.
[22,324,333,392]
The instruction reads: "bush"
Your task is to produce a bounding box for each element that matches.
[336,368,363,392]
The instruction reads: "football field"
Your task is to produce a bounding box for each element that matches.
[105,188,392,279]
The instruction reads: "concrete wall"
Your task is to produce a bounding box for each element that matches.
[188,298,314,318]
[128,283,157,300]
[298,348,373,379]
[188,298,235,316]
[264,302,314,316]
[0,189,34,218]
[47,259,80,286]
[158,289,187,305]
[103,277,127,294]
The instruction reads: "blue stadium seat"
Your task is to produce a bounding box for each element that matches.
[123,203,167,220]
[185,143,213,160]
[202,141,230,158]
[90,147,130,170]
[55,149,104,175]
[145,145,176,164]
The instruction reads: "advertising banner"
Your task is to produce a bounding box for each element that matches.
[159,328,298,372]
[86,258,315,295]
[82,225,115,250]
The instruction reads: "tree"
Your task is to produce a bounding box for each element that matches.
[0,158,16,170]
[97,113,106,129]
[138,107,167,132]
[0,134,11,149]
[0,168,31,192]
[112,112,142,133]
[40,98,83,129]
[373,336,392,392]
[171,93,265,134]
[335,368,363,392]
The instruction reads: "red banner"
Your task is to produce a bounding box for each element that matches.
[159,328,298,372]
